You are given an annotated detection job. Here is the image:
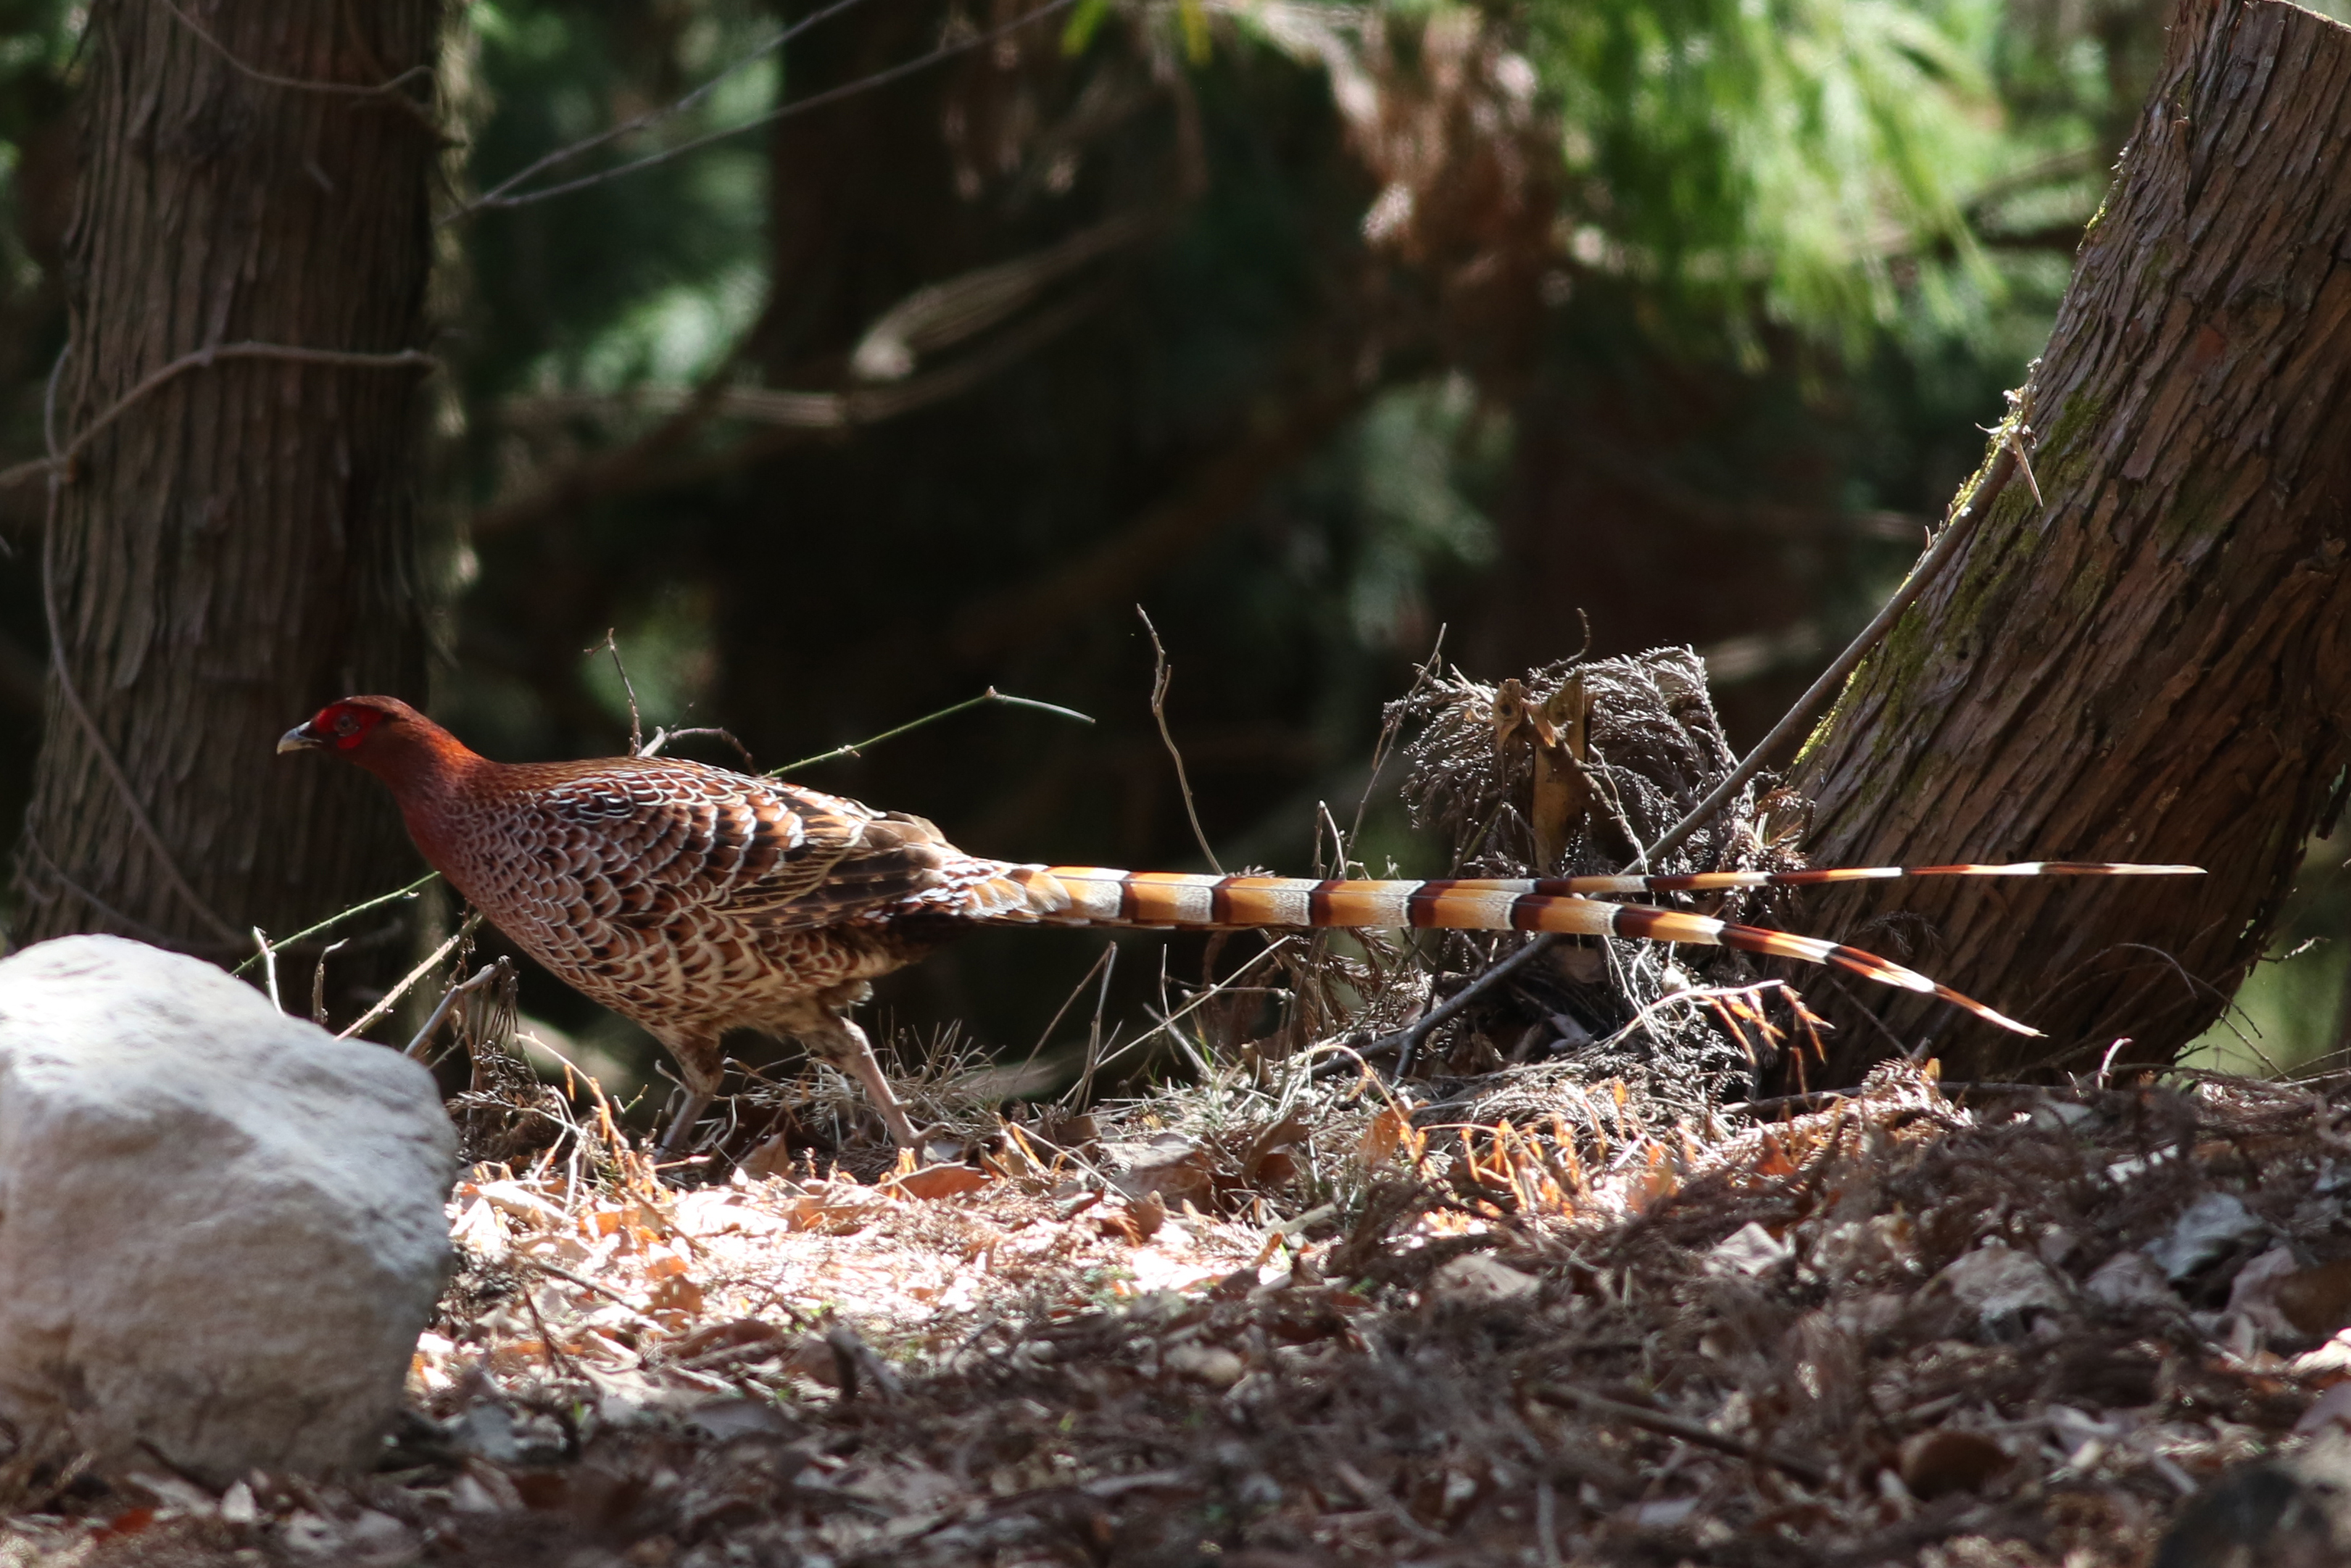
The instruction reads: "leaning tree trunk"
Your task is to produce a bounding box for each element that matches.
[1784,0,2351,1084]
[7,0,439,987]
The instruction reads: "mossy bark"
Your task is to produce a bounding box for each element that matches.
[7,1,439,988]
[1786,0,2351,1082]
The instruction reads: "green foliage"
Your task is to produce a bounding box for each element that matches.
[1526,0,2006,354]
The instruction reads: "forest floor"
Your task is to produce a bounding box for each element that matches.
[2,1053,2345,1567]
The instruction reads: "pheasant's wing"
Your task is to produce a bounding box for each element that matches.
[507,760,958,932]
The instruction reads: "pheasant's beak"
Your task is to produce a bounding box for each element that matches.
[277,721,326,754]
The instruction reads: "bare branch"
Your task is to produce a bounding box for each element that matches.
[454,0,1082,219]
[476,292,1098,539]
[1137,608,1223,875]
[0,341,437,494]
[1638,426,2028,871]
[340,911,481,1042]
[160,0,436,109]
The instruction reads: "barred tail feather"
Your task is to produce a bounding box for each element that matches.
[985,859,2201,1036]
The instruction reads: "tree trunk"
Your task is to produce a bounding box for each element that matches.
[7,0,439,990]
[1784,0,2351,1083]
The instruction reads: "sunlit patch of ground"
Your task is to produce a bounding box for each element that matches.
[7,1058,2350,1565]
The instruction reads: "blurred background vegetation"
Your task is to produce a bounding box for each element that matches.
[0,0,2339,1095]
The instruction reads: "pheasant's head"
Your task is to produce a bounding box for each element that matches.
[278,695,472,788]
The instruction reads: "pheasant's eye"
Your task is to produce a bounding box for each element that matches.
[333,712,360,737]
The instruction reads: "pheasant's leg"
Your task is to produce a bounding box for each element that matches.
[656,1034,727,1156]
[792,1004,921,1149]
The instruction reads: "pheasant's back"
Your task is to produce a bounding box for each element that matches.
[406,755,1032,1042]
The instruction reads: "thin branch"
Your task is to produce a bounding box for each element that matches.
[310,939,347,1027]
[339,911,481,1042]
[0,341,437,493]
[475,291,1098,539]
[160,0,436,106]
[1385,934,1557,1079]
[1136,608,1222,874]
[1530,1382,1830,1485]
[454,0,1084,218]
[597,630,644,755]
[252,928,282,1011]
[768,687,1092,776]
[511,1255,666,1326]
[231,871,438,976]
[407,958,514,1061]
[1638,432,2028,871]
[462,0,871,211]
[642,726,757,768]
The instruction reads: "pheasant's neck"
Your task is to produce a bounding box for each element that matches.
[354,733,494,879]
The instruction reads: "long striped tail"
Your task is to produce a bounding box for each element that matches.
[970,860,2204,1038]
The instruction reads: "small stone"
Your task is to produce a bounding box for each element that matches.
[1105,1135,1215,1206]
[1704,1221,1791,1277]
[0,936,455,1482]
[2147,1192,2267,1282]
[2279,1259,2351,1337]
[1163,1343,1247,1388]
[2085,1248,2179,1312]
[1933,1244,2068,1337]
[1430,1253,1543,1305]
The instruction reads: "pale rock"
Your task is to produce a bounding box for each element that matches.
[2147,1191,2266,1282]
[1430,1252,1543,1305]
[1704,1221,1791,1277]
[1933,1243,2069,1336]
[2224,1240,2304,1339]
[2085,1248,2179,1312]
[1163,1343,1247,1388]
[0,936,455,1480]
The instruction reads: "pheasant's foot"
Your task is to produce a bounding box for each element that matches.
[657,1087,716,1156]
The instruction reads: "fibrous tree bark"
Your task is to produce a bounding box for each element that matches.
[8,0,440,983]
[1786,0,2351,1082]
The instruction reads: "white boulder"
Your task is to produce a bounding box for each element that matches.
[0,934,455,1480]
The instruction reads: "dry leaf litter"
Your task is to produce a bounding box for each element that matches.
[1,652,2333,1567]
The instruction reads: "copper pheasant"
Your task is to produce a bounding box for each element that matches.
[280,695,2199,1149]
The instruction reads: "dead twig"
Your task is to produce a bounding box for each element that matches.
[1137,607,1222,874]
[160,0,436,115]
[1531,1382,1830,1485]
[231,871,438,976]
[310,938,347,1027]
[456,0,1080,217]
[511,1255,666,1328]
[769,687,1090,776]
[1384,935,1558,1081]
[1,341,438,494]
[341,911,481,1042]
[598,630,645,755]
[1639,428,2028,870]
[407,958,517,1061]
[252,928,282,1012]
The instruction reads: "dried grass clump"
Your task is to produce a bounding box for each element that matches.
[1378,648,1819,1127]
